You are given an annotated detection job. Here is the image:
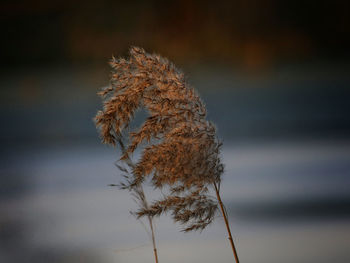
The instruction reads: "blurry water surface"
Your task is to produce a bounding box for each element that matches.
[1,66,350,262]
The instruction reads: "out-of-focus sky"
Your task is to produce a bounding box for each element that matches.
[1,1,350,263]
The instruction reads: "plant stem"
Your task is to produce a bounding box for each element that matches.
[214,182,239,263]
[148,215,159,263]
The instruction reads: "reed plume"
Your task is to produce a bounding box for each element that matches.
[95,47,239,263]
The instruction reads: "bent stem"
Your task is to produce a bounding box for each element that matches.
[134,185,159,263]
[147,215,159,263]
[134,184,159,263]
[117,141,159,263]
[214,182,239,263]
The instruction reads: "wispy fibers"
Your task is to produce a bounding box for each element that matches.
[95,47,239,263]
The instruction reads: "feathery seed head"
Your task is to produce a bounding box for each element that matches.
[95,47,224,231]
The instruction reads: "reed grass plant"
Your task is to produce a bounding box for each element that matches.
[95,47,239,263]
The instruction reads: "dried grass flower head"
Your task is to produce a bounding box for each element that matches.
[95,47,224,231]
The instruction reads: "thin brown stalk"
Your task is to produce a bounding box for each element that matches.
[147,215,159,263]
[214,182,239,263]
[137,185,159,263]
[126,183,160,263]
[114,139,160,263]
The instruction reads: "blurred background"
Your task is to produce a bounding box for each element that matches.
[1,0,350,262]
